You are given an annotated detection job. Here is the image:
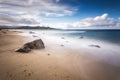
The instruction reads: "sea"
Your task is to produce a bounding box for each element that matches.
[58,29,120,45]
[26,29,120,45]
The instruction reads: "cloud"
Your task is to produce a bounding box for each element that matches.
[0,13,41,26]
[56,0,60,3]
[52,13,120,29]
[0,0,77,26]
[0,0,76,16]
[73,13,116,27]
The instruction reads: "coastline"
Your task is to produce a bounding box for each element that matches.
[0,29,120,80]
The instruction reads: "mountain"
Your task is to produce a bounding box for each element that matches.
[0,26,58,30]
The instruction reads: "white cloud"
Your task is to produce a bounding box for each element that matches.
[0,0,77,26]
[0,13,41,26]
[73,13,116,27]
[52,13,119,29]
[55,0,60,3]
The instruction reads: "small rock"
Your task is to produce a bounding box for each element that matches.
[89,44,101,48]
[29,31,35,34]
[23,70,27,72]
[61,44,64,47]
[79,36,84,39]
[32,35,37,37]
[61,37,65,39]
[47,53,50,56]
[28,73,31,76]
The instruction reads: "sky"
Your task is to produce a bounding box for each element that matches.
[0,0,120,29]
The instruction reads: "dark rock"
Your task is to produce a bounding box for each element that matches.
[47,53,50,56]
[32,35,37,37]
[61,44,64,47]
[89,44,101,48]
[24,39,45,49]
[16,39,45,53]
[61,37,65,39]
[16,46,31,53]
[79,36,84,39]
[29,31,35,34]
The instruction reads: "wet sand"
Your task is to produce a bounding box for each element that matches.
[0,29,120,80]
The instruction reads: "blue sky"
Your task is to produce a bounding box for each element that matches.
[0,0,120,29]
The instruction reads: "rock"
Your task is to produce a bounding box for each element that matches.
[32,35,37,37]
[24,39,45,49]
[61,37,65,39]
[16,46,31,53]
[61,44,64,47]
[89,44,101,48]
[79,36,84,39]
[29,31,35,34]
[47,53,50,56]
[16,39,45,53]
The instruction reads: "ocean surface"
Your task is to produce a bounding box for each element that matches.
[25,29,120,45]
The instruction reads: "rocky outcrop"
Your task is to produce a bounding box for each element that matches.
[16,39,45,53]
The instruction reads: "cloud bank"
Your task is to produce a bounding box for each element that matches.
[52,13,120,29]
[0,0,76,26]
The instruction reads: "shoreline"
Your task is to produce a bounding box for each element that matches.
[0,29,120,80]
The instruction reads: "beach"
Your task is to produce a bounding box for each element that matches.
[0,29,120,80]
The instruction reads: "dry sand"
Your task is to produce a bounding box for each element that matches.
[0,29,120,80]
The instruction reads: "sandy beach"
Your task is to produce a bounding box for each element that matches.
[0,29,120,80]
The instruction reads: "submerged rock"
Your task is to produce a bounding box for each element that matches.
[89,44,101,48]
[79,36,84,39]
[61,37,65,39]
[16,39,45,53]
[29,31,35,34]
[32,35,38,37]
[61,44,64,47]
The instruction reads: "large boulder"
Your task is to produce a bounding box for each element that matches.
[16,39,45,53]
[24,39,45,49]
